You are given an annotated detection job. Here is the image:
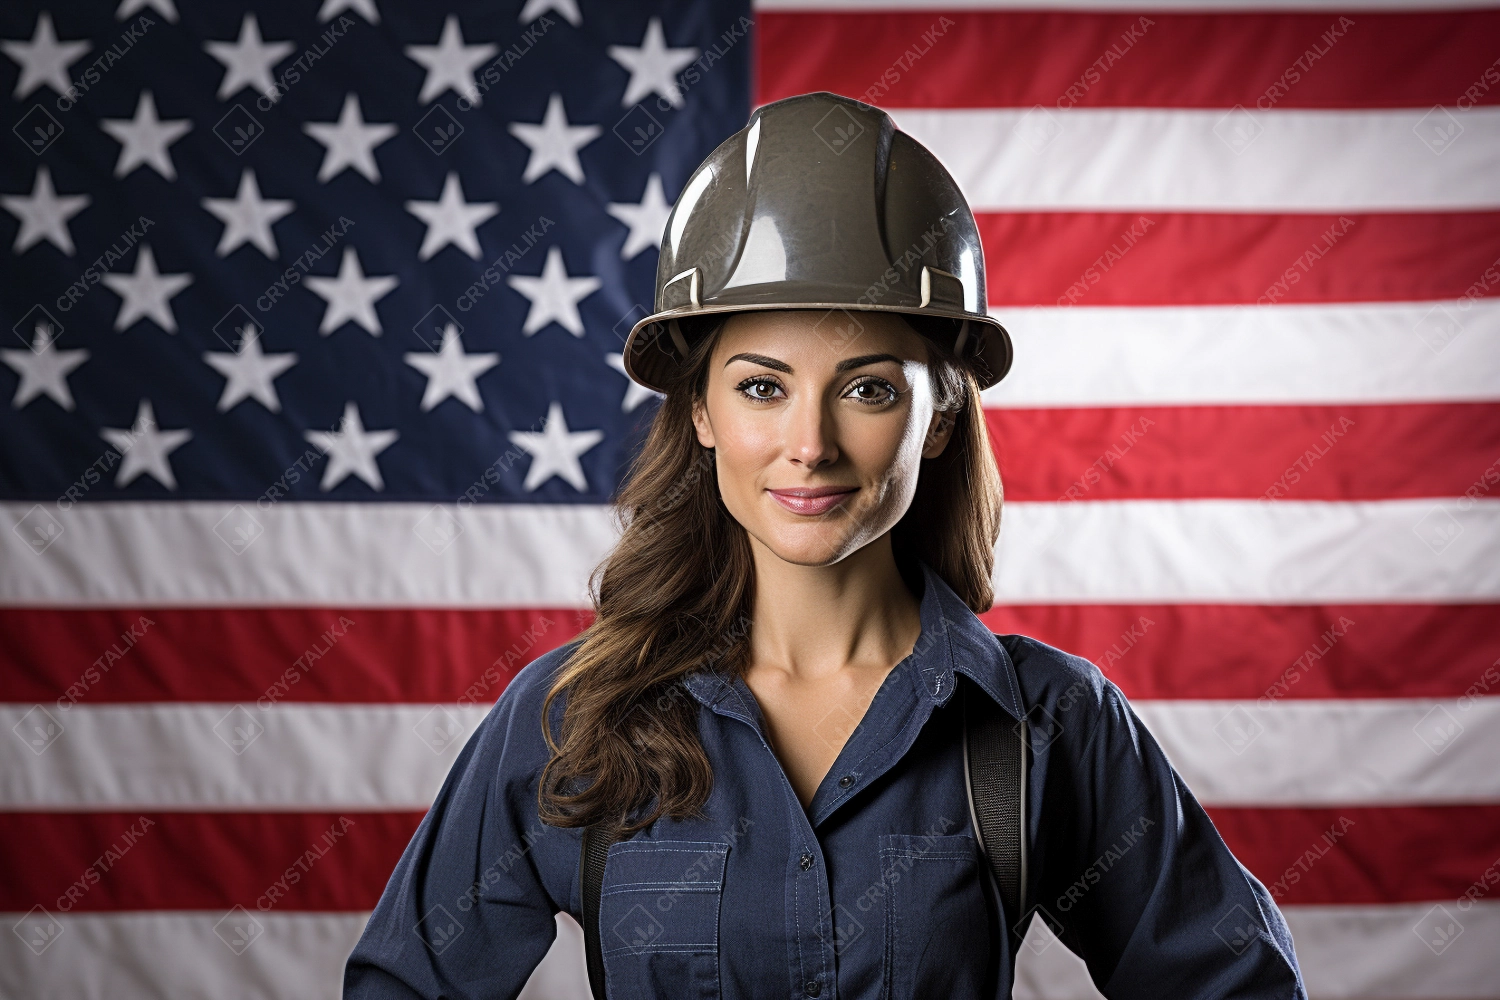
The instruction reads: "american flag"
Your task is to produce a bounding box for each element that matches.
[1,1,1497,998]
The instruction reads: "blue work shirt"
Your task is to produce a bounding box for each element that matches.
[345,561,1306,999]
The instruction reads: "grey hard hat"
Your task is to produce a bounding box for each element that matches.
[622,91,1013,393]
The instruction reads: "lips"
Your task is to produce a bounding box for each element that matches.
[767,486,858,516]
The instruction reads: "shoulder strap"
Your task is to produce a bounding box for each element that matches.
[961,673,1031,954]
[580,823,621,1000]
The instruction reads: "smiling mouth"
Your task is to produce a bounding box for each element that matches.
[766,486,859,516]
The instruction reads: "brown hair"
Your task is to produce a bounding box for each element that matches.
[537,315,1003,833]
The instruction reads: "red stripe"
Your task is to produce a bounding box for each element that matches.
[1209,805,1500,905]
[979,211,1500,306]
[756,9,1500,109]
[0,811,423,912]
[985,403,1500,502]
[0,607,587,705]
[980,603,1500,701]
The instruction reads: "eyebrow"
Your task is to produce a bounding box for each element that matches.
[723,352,904,374]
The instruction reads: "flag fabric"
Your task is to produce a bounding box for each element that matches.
[1,1,1497,998]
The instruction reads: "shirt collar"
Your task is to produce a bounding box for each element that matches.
[682,560,1024,722]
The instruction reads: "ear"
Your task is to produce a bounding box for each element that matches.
[921,409,956,459]
[692,397,716,449]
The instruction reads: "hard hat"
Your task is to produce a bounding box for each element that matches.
[621,91,1013,393]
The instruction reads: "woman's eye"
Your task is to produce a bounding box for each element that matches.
[846,379,898,405]
[738,378,783,401]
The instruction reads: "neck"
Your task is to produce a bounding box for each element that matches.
[745,533,923,680]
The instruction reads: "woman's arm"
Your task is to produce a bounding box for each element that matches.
[344,643,582,999]
[1032,674,1307,999]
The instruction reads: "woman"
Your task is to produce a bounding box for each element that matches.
[346,93,1305,999]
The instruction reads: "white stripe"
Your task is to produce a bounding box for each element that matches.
[1013,902,1500,1000]
[997,498,1500,603]
[888,108,1500,211]
[5,903,1498,1000]
[6,498,1500,607]
[980,300,1500,407]
[0,500,615,608]
[1134,697,1500,805]
[2,698,1494,809]
[754,0,1500,9]
[0,703,491,810]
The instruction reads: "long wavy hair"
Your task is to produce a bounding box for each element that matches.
[537,314,1004,833]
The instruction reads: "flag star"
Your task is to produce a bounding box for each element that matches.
[305,247,398,336]
[606,353,663,413]
[507,246,601,337]
[404,172,498,260]
[202,168,295,258]
[1,326,89,410]
[509,401,603,492]
[100,399,192,490]
[608,17,698,108]
[405,14,496,105]
[319,0,379,23]
[404,325,499,412]
[117,0,178,21]
[303,93,396,183]
[607,173,672,260]
[205,13,294,100]
[100,91,192,180]
[509,92,600,185]
[203,332,297,412]
[519,0,580,26]
[101,244,193,333]
[305,401,398,491]
[1,12,90,100]
[2,166,91,256]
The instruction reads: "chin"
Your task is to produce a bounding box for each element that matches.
[750,513,875,567]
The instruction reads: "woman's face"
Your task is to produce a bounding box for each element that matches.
[691,310,956,567]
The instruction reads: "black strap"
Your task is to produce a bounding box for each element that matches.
[579,677,1031,998]
[962,673,1031,954]
[580,822,620,1000]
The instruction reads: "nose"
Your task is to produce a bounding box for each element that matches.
[783,393,839,469]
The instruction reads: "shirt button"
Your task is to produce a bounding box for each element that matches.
[804,981,821,997]
[837,774,854,789]
[799,853,814,871]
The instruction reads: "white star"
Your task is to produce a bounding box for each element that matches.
[203,332,297,412]
[405,14,496,105]
[305,247,398,336]
[509,92,600,185]
[1,325,89,410]
[303,93,396,183]
[202,168,295,258]
[305,401,398,491]
[100,244,193,333]
[117,0,178,21]
[100,91,192,180]
[519,0,580,26]
[100,399,192,490]
[507,246,600,337]
[606,353,663,413]
[2,166,90,255]
[404,325,499,412]
[2,12,90,99]
[404,172,498,260]
[205,13,294,100]
[509,401,603,492]
[319,0,379,23]
[607,173,672,260]
[608,18,698,108]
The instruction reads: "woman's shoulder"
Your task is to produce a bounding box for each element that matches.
[490,634,587,729]
[988,631,1128,739]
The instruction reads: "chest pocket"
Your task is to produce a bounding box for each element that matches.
[600,839,728,1000]
[879,833,991,1000]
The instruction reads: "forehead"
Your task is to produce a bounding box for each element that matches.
[712,310,929,367]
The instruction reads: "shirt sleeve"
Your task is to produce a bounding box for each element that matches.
[344,644,582,1000]
[1034,677,1308,999]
